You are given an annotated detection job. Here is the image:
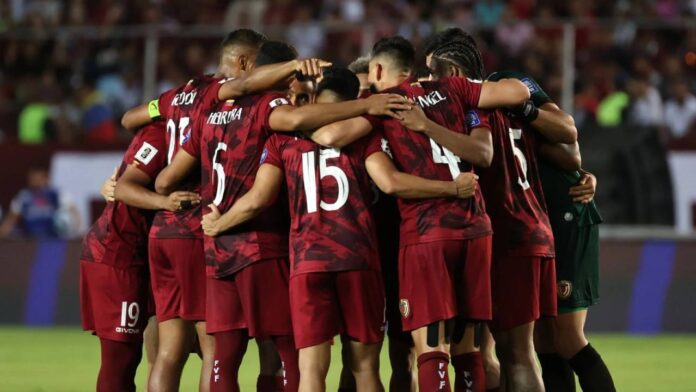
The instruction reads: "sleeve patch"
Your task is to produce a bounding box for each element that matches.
[381,138,393,159]
[520,77,538,94]
[269,97,290,108]
[135,142,159,165]
[260,147,269,164]
[466,110,481,128]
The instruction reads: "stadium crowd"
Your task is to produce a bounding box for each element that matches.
[1,0,695,146]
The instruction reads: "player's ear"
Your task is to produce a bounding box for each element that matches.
[376,63,383,82]
[238,54,249,71]
[450,66,460,78]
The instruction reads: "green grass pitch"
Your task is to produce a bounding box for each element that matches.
[1,327,695,391]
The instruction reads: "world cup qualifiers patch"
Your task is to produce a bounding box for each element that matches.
[269,97,290,108]
[182,129,192,145]
[466,110,481,128]
[260,147,269,164]
[521,77,539,94]
[381,138,394,159]
[135,142,158,165]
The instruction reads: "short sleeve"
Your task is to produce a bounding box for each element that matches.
[201,77,229,109]
[260,134,284,169]
[181,116,202,159]
[130,124,168,180]
[258,93,291,131]
[362,114,383,132]
[465,109,491,133]
[362,132,384,160]
[447,77,483,108]
[157,87,178,119]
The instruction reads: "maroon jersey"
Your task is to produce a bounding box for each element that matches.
[262,132,382,275]
[183,92,291,278]
[150,75,226,239]
[475,109,555,257]
[81,123,167,267]
[372,78,492,246]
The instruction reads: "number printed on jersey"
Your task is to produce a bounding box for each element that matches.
[508,128,530,190]
[301,148,350,213]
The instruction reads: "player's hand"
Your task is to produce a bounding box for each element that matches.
[398,104,428,132]
[202,204,223,236]
[295,58,332,80]
[164,191,201,212]
[365,94,412,119]
[454,172,479,199]
[100,167,118,202]
[505,100,539,122]
[569,171,597,204]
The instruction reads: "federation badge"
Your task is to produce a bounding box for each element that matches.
[135,142,158,165]
[558,280,573,300]
[399,299,411,318]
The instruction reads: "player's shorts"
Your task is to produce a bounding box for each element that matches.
[555,223,600,311]
[80,260,150,342]
[398,236,492,332]
[206,258,292,338]
[490,256,557,332]
[289,269,385,349]
[149,237,206,322]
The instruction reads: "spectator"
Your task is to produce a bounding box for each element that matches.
[287,7,325,58]
[475,0,505,27]
[664,79,696,139]
[74,76,118,144]
[0,167,81,238]
[495,5,534,56]
[628,77,664,127]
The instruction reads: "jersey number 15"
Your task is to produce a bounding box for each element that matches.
[301,148,349,213]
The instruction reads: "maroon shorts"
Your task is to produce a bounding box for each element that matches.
[490,256,557,332]
[398,236,492,332]
[206,258,292,338]
[80,260,150,342]
[149,237,206,322]
[289,270,385,349]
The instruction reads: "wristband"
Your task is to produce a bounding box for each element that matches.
[148,99,161,120]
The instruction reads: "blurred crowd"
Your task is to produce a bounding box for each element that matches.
[1,0,695,147]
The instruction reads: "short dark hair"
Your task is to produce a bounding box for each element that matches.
[255,41,298,66]
[316,67,360,101]
[220,29,267,50]
[423,27,476,56]
[347,55,370,74]
[431,40,485,80]
[371,36,415,72]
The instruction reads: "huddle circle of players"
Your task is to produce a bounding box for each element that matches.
[81,28,615,392]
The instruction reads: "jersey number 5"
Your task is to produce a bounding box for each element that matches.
[301,148,349,213]
[508,128,530,190]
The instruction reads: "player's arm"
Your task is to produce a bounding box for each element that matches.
[478,79,530,109]
[268,94,410,132]
[115,165,200,211]
[218,58,331,100]
[155,149,199,195]
[512,101,577,144]
[399,105,493,167]
[201,164,284,236]
[308,117,374,148]
[365,152,477,199]
[0,211,19,238]
[538,141,582,172]
[121,102,159,131]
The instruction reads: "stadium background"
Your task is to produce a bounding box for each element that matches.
[1,0,696,390]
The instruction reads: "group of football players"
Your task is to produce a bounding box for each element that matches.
[79,27,617,392]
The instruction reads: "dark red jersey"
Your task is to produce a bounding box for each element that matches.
[371,78,492,246]
[183,92,291,278]
[81,123,167,267]
[150,75,226,239]
[475,109,555,257]
[262,132,383,275]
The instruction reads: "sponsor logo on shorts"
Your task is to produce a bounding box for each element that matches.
[115,327,141,334]
[399,299,410,318]
[558,280,573,299]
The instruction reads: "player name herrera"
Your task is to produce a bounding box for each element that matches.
[207,108,244,125]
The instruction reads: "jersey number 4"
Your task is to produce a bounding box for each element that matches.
[301,148,349,213]
[508,128,530,190]
[430,138,461,179]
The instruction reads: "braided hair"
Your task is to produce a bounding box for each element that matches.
[431,39,485,80]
